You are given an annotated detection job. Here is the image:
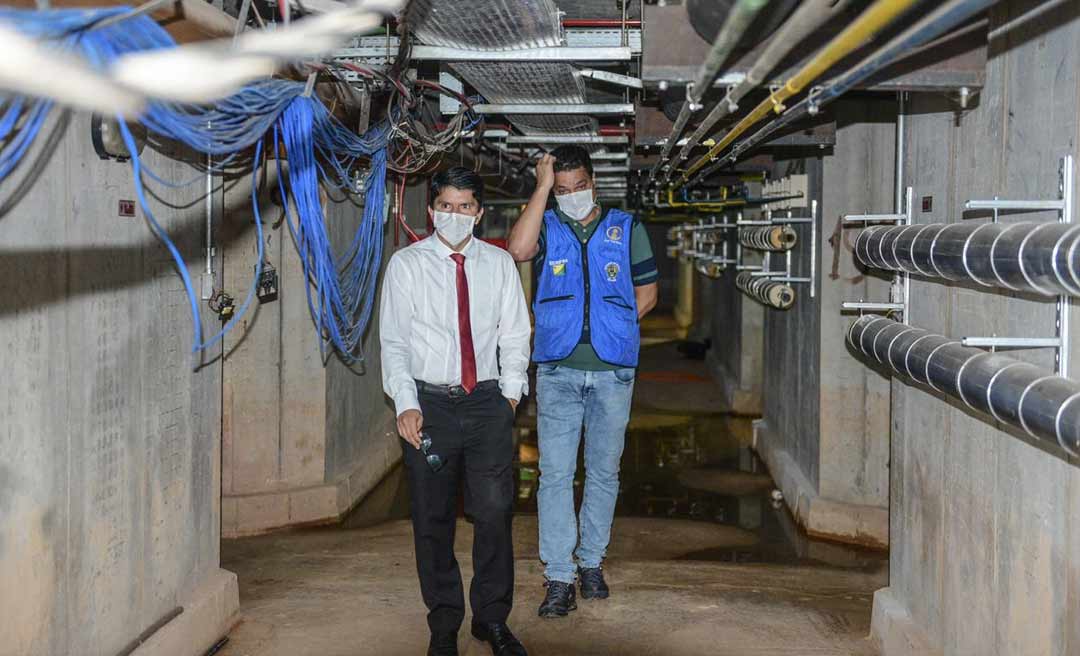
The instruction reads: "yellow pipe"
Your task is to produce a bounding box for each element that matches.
[679,0,920,183]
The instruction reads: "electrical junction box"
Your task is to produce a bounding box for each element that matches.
[761,174,809,210]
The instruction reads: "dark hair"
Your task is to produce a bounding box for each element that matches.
[550,145,593,177]
[429,166,484,207]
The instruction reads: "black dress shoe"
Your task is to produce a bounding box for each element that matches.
[579,566,610,599]
[427,630,458,656]
[537,580,577,618]
[471,622,527,656]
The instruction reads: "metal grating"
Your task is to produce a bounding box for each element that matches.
[509,115,599,135]
[452,62,586,105]
[404,0,563,50]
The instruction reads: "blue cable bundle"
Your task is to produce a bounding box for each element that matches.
[0,7,391,365]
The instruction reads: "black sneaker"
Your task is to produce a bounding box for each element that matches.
[427,631,458,656]
[537,580,577,618]
[579,567,610,599]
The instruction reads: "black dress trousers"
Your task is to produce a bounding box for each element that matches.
[402,380,516,633]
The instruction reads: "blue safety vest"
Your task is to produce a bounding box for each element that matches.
[533,208,639,367]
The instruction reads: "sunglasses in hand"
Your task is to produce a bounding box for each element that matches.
[419,433,444,472]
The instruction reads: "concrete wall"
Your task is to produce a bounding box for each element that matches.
[750,101,894,548]
[221,170,413,537]
[706,265,764,415]
[873,3,1080,654]
[0,113,237,656]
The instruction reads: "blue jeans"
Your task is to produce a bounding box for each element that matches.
[536,364,635,583]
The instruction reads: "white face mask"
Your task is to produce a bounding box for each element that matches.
[555,188,596,222]
[433,211,477,248]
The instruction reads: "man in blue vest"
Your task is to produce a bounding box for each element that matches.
[508,145,658,618]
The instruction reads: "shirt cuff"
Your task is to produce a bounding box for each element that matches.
[392,385,421,417]
[499,376,529,402]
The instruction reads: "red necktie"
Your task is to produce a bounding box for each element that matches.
[450,253,477,394]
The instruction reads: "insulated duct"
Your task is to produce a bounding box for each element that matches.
[854,222,1080,297]
[403,0,562,50]
[847,315,1080,455]
[739,225,797,251]
[737,271,795,309]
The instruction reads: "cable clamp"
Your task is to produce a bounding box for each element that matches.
[807,86,823,116]
[767,85,786,114]
[302,72,317,98]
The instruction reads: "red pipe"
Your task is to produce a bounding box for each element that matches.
[563,19,641,28]
[599,126,634,136]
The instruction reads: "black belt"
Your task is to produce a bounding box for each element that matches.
[416,379,498,398]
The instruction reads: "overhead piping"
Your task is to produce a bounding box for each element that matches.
[683,0,994,187]
[660,0,853,186]
[678,0,923,186]
[647,0,771,186]
[848,315,1080,456]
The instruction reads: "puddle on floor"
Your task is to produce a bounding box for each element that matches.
[341,412,885,571]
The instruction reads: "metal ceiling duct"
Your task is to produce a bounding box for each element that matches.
[686,0,803,47]
[854,221,1080,297]
[403,0,562,50]
[847,315,1080,455]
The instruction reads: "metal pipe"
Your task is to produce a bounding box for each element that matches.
[847,315,1080,455]
[684,0,994,186]
[662,0,852,185]
[739,225,797,251]
[562,19,642,27]
[680,0,921,184]
[737,271,795,309]
[854,221,1080,297]
[648,0,771,185]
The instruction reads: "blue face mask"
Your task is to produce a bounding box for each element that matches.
[555,189,596,221]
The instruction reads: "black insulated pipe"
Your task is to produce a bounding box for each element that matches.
[739,225,797,251]
[847,315,1080,455]
[736,271,795,309]
[854,222,1080,297]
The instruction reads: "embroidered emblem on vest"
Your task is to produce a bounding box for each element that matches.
[605,225,623,244]
[550,259,568,276]
[605,261,620,282]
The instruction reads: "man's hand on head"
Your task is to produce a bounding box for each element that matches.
[535,154,555,192]
[397,409,423,449]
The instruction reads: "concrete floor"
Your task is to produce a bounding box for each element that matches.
[218,330,884,655]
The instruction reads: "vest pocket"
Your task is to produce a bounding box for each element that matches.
[602,295,635,312]
[538,294,574,304]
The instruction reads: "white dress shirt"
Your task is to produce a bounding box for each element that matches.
[380,234,531,416]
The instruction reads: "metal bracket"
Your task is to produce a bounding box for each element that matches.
[960,155,1074,377]
[748,202,818,298]
[577,69,644,89]
[841,187,914,319]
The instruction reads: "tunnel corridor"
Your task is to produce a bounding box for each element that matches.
[218,318,885,656]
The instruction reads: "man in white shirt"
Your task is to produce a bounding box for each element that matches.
[380,167,531,656]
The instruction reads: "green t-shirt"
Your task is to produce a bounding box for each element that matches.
[535,205,659,371]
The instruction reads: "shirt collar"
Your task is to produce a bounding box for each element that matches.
[428,233,477,260]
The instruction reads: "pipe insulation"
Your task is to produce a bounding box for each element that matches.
[854,222,1080,297]
[739,225,797,251]
[847,315,1080,454]
[736,272,795,309]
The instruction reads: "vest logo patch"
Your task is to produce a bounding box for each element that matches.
[550,259,568,276]
[605,225,624,245]
[605,261,620,282]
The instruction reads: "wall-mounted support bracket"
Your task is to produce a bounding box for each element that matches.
[841,187,913,320]
[961,155,1073,377]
